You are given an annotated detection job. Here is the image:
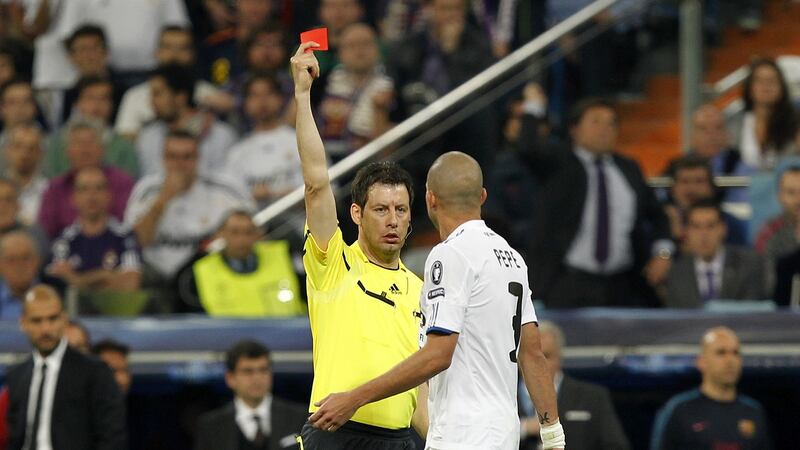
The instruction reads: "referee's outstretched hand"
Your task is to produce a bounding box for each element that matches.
[291,42,321,95]
[308,392,360,432]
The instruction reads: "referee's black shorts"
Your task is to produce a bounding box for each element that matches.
[300,420,416,450]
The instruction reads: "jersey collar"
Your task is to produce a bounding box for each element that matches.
[444,219,486,242]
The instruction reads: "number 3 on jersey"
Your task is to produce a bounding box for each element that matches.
[508,281,523,363]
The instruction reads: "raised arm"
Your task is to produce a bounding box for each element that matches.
[290,43,338,249]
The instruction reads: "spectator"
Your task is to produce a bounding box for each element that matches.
[729,58,799,171]
[319,23,395,162]
[92,339,131,395]
[115,26,234,141]
[0,231,40,321]
[46,167,142,307]
[473,0,518,58]
[192,210,304,317]
[755,166,800,266]
[136,64,238,177]
[37,119,135,239]
[0,178,48,256]
[226,22,293,130]
[125,131,253,311]
[28,0,82,99]
[4,285,127,450]
[389,0,496,169]
[0,79,39,148]
[45,76,139,178]
[195,340,308,450]
[378,0,516,56]
[519,321,630,450]
[663,155,748,248]
[201,0,276,86]
[650,326,773,450]
[31,0,189,102]
[483,98,538,253]
[224,74,303,209]
[60,25,126,124]
[519,85,673,308]
[684,103,754,202]
[60,0,190,81]
[3,124,47,225]
[665,199,767,308]
[64,319,91,354]
[315,0,365,78]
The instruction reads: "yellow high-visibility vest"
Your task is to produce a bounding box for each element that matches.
[194,241,306,317]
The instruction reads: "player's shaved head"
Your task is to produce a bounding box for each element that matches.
[427,151,484,212]
[700,326,739,353]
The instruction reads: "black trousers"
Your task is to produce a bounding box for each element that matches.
[300,421,416,450]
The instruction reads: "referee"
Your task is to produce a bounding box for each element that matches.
[291,42,427,449]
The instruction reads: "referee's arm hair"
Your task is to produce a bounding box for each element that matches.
[518,322,560,429]
[290,42,338,249]
[309,333,458,431]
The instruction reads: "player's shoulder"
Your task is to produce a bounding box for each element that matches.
[736,394,767,414]
[660,389,704,416]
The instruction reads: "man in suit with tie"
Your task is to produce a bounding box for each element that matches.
[665,199,767,308]
[4,284,127,450]
[518,84,674,308]
[519,321,630,450]
[195,340,309,450]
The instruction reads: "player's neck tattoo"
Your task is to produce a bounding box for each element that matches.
[538,411,552,424]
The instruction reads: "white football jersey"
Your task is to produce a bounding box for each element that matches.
[420,220,537,450]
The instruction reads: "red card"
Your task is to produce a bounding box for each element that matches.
[300,28,328,52]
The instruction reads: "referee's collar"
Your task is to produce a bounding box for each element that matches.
[352,240,406,272]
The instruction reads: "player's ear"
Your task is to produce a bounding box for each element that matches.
[425,190,435,209]
[350,203,362,225]
[479,188,487,206]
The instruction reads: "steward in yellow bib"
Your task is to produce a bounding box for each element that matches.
[193,210,305,317]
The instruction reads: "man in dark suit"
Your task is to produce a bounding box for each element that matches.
[519,84,673,308]
[195,340,308,450]
[5,284,127,450]
[665,199,767,308]
[520,321,630,450]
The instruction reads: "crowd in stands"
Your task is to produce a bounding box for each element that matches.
[0,2,796,449]
[0,0,792,319]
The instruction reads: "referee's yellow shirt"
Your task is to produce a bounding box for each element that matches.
[304,226,424,429]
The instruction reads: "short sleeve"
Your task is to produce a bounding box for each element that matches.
[520,279,537,326]
[423,245,471,334]
[303,225,346,291]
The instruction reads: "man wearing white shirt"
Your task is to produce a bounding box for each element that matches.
[195,340,308,450]
[3,124,48,226]
[115,26,232,141]
[224,73,303,209]
[126,131,252,311]
[665,199,768,308]
[4,284,126,450]
[135,64,238,177]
